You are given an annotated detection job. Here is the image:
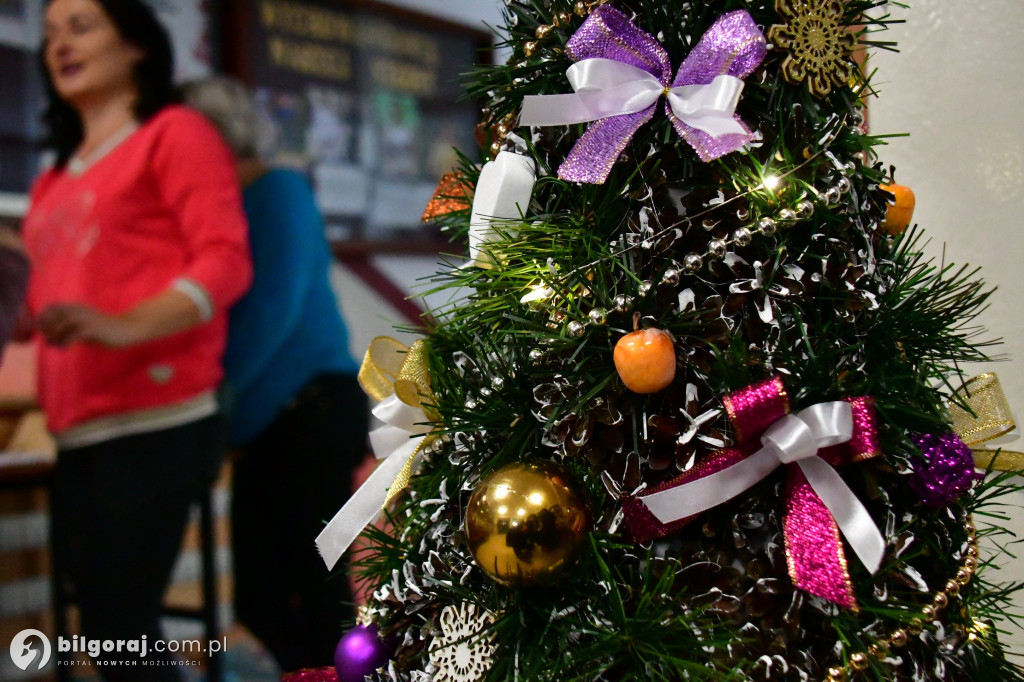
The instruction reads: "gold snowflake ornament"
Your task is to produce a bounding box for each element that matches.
[768,0,858,98]
[428,603,496,682]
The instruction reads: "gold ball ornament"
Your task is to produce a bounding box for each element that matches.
[466,462,593,586]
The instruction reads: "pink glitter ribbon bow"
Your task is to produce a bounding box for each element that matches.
[519,6,767,184]
[622,377,884,609]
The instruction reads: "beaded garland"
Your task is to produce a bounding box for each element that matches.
[823,515,982,681]
[571,135,864,333]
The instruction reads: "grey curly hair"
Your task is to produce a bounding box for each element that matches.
[182,76,264,160]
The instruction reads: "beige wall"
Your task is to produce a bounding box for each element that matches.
[869,1,1024,653]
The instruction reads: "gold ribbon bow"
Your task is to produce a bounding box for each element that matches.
[316,337,436,570]
[359,337,432,410]
[950,373,1024,474]
[358,337,436,502]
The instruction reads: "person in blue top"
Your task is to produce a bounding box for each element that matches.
[184,77,368,672]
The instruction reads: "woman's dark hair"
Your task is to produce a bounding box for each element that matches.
[40,0,181,167]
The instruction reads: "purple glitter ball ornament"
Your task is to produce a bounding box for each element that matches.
[910,433,983,509]
[334,624,394,682]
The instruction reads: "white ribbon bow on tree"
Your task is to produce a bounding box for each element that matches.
[521,59,748,139]
[641,401,885,575]
[316,338,434,570]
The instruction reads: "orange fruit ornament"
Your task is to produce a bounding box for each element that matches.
[614,327,676,394]
[880,183,915,235]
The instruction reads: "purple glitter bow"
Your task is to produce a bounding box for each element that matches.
[519,7,767,184]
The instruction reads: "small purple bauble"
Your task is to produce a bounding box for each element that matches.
[910,433,983,509]
[334,624,393,682]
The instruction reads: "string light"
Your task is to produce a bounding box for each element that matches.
[968,618,991,644]
[521,284,555,304]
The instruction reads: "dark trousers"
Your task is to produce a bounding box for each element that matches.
[232,373,368,672]
[53,415,224,681]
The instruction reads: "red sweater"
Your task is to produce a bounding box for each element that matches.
[23,106,252,435]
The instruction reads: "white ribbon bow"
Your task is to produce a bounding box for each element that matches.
[641,402,885,574]
[315,393,430,570]
[468,151,537,268]
[519,58,747,139]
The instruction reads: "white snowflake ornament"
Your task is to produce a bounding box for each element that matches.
[428,602,496,682]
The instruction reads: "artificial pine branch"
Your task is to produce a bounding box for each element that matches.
[344,1,1024,680]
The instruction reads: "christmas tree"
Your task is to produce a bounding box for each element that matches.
[314,1,1024,680]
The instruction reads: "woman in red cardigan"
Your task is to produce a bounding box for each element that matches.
[22,0,251,676]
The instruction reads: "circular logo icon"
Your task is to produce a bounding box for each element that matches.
[10,629,51,671]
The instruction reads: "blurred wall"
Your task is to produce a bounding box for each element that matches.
[333,0,506,354]
[869,1,1024,654]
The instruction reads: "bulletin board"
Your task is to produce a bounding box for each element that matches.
[221,0,491,253]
